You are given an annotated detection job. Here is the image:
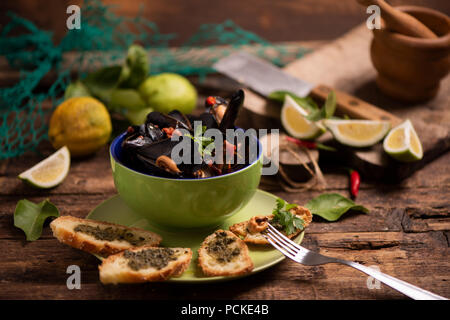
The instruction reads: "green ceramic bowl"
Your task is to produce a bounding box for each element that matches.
[110,132,262,229]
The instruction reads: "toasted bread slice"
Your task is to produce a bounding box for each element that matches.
[50,216,162,256]
[229,205,312,245]
[99,246,192,284]
[198,230,253,277]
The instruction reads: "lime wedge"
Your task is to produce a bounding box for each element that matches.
[18,146,70,189]
[324,119,390,147]
[383,119,423,162]
[281,95,325,140]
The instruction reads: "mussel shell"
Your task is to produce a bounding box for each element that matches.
[219,89,244,132]
[133,138,179,160]
[187,113,219,130]
[168,110,192,130]
[146,111,191,131]
[122,134,154,149]
[145,123,164,142]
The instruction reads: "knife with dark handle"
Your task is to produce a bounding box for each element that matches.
[213,52,402,126]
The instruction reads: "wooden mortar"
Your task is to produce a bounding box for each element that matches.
[370,6,450,102]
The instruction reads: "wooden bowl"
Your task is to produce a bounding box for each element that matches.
[370,6,450,102]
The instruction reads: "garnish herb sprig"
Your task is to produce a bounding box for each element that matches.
[185,125,215,157]
[272,198,305,235]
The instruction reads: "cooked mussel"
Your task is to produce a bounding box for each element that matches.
[121,90,249,179]
[219,89,244,132]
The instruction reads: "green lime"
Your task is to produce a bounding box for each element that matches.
[138,73,197,114]
[125,107,154,125]
[109,88,146,112]
[383,119,423,162]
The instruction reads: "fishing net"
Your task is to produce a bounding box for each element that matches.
[0,0,308,159]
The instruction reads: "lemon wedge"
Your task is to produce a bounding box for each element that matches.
[383,119,423,162]
[281,95,325,140]
[18,146,70,189]
[324,119,390,147]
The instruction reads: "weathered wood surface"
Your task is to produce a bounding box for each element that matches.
[0,139,448,299]
[0,5,449,297]
[1,0,447,45]
[242,24,450,182]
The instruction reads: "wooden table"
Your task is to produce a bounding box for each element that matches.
[0,1,449,296]
[1,112,449,300]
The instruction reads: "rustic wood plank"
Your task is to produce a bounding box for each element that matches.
[1,0,446,46]
[0,234,447,300]
[0,0,449,301]
[2,142,449,197]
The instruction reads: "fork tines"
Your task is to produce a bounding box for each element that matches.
[262,224,302,260]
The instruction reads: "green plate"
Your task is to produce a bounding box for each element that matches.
[87,189,303,282]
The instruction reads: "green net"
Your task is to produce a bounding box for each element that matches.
[0,0,307,159]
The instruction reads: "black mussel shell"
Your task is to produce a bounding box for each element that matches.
[146,111,177,129]
[145,123,164,142]
[187,113,219,131]
[168,110,192,130]
[219,89,244,132]
[146,111,191,131]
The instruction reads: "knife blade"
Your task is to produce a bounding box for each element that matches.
[213,51,402,126]
[213,51,314,98]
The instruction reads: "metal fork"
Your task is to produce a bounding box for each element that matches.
[262,224,447,300]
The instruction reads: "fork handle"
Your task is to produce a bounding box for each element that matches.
[337,259,447,300]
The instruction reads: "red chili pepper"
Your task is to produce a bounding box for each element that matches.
[206,96,216,106]
[285,136,317,149]
[285,136,336,152]
[349,169,360,199]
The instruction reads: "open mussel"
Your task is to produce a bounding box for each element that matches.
[121,90,249,179]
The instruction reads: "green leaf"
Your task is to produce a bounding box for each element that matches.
[276,198,285,210]
[14,199,60,241]
[267,91,287,102]
[82,65,123,104]
[293,216,305,229]
[272,198,306,235]
[324,91,337,119]
[305,193,368,222]
[268,91,318,113]
[285,203,298,211]
[305,108,325,121]
[119,44,150,88]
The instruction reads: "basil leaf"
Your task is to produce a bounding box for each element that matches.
[268,91,318,113]
[14,199,60,241]
[324,91,337,119]
[305,193,368,222]
[82,65,123,104]
[305,108,325,121]
[267,91,287,102]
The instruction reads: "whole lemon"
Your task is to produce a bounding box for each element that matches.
[48,97,112,157]
[138,73,197,114]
